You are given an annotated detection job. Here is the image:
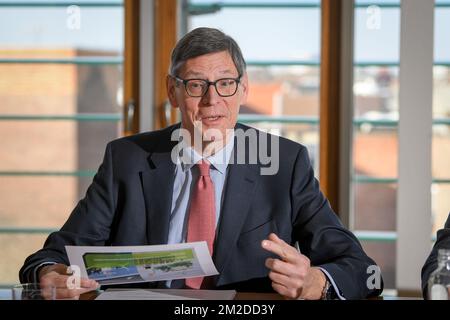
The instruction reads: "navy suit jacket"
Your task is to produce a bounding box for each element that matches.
[20,123,383,299]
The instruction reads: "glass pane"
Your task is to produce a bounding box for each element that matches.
[0,121,120,171]
[432,183,450,235]
[354,66,399,116]
[77,121,122,170]
[241,122,319,174]
[355,0,400,3]
[432,124,450,179]
[360,241,396,290]
[0,1,124,285]
[190,0,320,3]
[0,177,96,228]
[246,66,319,116]
[353,128,398,178]
[354,2,400,64]
[0,234,49,284]
[434,5,450,168]
[352,2,400,292]
[188,1,321,174]
[0,64,122,115]
[435,6,450,64]
[433,5,450,235]
[433,67,450,119]
[0,7,123,55]
[353,129,397,231]
[189,7,321,61]
[354,183,397,231]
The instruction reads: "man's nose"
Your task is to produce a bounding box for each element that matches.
[201,84,220,105]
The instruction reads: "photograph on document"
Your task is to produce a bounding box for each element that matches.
[65,242,218,285]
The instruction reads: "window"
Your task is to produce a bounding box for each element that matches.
[352,0,450,292]
[186,0,321,173]
[432,0,450,237]
[352,0,401,290]
[0,0,124,285]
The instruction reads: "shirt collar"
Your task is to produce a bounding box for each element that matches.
[178,132,235,175]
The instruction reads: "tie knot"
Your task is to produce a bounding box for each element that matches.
[197,160,211,176]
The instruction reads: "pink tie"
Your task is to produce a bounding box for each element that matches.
[185,160,216,289]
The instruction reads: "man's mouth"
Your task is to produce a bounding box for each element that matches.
[200,115,223,121]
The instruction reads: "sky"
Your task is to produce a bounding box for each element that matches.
[0,0,449,62]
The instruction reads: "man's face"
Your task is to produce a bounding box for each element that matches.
[167,50,248,145]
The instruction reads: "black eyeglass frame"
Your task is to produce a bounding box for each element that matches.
[172,75,242,98]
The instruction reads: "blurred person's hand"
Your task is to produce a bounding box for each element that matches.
[39,264,99,299]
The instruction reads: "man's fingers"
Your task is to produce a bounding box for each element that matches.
[268,233,285,245]
[80,278,99,289]
[262,238,298,262]
[42,273,98,291]
[265,258,299,277]
[262,234,314,300]
[271,282,299,300]
[51,274,96,289]
[261,240,288,260]
[41,273,70,288]
[268,270,302,289]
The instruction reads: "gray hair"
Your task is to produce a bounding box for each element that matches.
[169,27,246,77]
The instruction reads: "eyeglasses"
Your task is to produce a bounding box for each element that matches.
[173,76,241,98]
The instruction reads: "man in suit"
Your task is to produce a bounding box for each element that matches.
[421,213,450,299]
[20,27,383,300]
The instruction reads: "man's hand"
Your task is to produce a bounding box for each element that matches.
[39,264,99,299]
[261,233,326,300]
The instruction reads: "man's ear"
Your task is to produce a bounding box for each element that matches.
[166,75,178,108]
[240,73,249,105]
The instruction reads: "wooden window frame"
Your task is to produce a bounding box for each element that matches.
[125,0,352,218]
[124,0,140,135]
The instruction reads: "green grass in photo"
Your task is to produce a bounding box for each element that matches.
[83,249,194,269]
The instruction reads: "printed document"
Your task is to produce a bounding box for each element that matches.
[66,241,218,285]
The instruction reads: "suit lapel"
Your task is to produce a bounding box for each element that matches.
[214,162,260,285]
[140,140,177,245]
[139,123,261,285]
